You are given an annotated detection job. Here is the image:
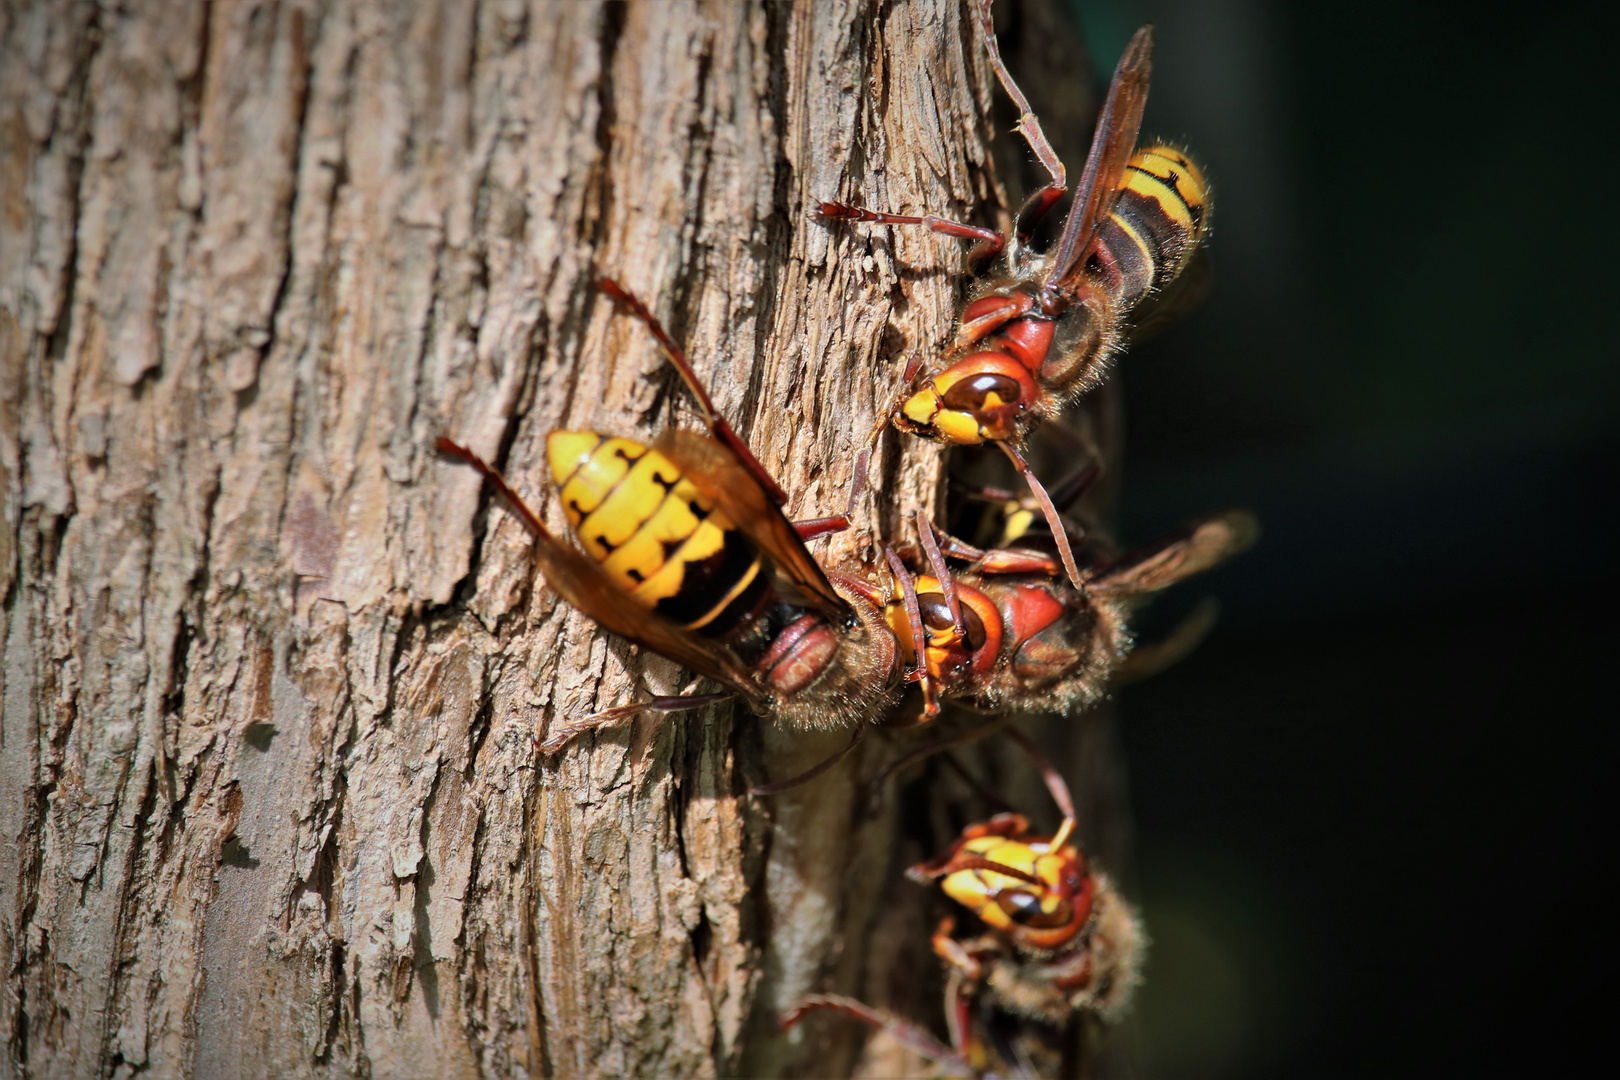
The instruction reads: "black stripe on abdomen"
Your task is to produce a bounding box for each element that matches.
[1094,216,1156,306]
[655,528,765,633]
[1112,187,1198,292]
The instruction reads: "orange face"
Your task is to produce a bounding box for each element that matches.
[884,576,1003,695]
[896,353,1039,446]
[937,820,1095,952]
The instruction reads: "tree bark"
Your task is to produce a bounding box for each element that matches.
[1,2,1114,1077]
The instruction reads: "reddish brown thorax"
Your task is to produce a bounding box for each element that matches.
[984,581,1082,682]
[958,291,1056,375]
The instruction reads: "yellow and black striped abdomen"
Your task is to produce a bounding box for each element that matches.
[1095,144,1210,307]
[547,432,770,636]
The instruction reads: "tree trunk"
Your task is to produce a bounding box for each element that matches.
[1,2,1114,1077]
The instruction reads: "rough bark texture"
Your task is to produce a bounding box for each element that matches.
[1,2,1116,1077]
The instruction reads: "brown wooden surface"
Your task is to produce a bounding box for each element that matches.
[1,2,1124,1077]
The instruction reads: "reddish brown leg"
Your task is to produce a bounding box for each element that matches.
[816,201,1005,265]
[950,479,1021,504]
[973,549,1064,576]
[539,692,734,755]
[884,546,942,719]
[954,295,1035,350]
[944,974,979,1063]
[846,426,881,518]
[831,569,889,610]
[956,456,1098,532]
[925,523,1065,578]
[931,917,985,981]
[747,725,866,796]
[1002,725,1076,841]
[999,442,1085,589]
[778,994,977,1076]
[436,437,554,540]
[596,277,790,507]
[938,752,1017,817]
[933,531,990,562]
[863,716,1011,815]
[846,451,872,520]
[973,0,1066,233]
[1014,185,1067,242]
[792,515,850,542]
[916,511,965,639]
[846,359,921,518]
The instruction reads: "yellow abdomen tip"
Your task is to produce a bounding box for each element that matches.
[547,431,606,487]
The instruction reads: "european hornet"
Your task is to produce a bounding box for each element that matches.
[437,279,900,758]
[779,732,1138,1075]
[875,500,1256,723]
[907,728,1142,1026]
[822,0,1211,589]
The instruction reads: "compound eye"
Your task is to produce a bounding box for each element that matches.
[919,595,956,633]
[960,603,987,651]
[996,889,1044,924]
[996,889,1074,929]
[940,372,1025,413]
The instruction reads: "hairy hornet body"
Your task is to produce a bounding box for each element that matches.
[822,0,1212,589]
[880,565,1121,721]
[781,740,1151,1073]
[546,428,897,732]
[883,510,1255,719]
[954,564,1123,717]
[881,572,1004,704]
[908,732,1144,1024]
[893,143,1209,449]
[439,279,899,753]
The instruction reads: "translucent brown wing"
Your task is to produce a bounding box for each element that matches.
[438,435,766,707]
[1111,595,1220,685]
[1046,25,1155,292]
[656,429,854,627]
[525,524,767,706]
[1125,247,1214,346]
[1091,510,1258,597]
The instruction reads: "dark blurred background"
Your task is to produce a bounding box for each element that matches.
[1061,0,1618,1075]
